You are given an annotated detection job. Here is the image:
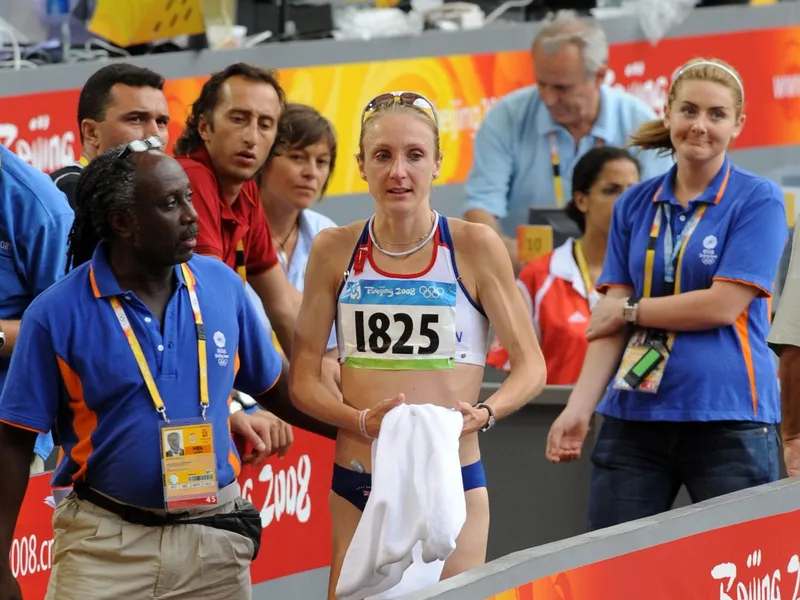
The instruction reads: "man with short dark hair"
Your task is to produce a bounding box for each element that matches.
[174,63,340,393]
[50,63,169,208]
[0,142,296,599]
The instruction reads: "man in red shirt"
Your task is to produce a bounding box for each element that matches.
[173,63,340,393]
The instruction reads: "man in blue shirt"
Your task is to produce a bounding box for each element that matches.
[0,143,74,474]
[0,142,302,599]
[463,10,673,271]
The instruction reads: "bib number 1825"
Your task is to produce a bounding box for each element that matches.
[354,310,439,355]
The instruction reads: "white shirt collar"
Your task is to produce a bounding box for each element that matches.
[549,238,600,309]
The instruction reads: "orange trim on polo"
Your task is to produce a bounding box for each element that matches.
[258,371,282,397]
[596,282,634,294]
[733,307,758,416]
[89,267,101,298]
[0,418,46,435]
[57,357,97,482]
[228,352,243,477]
[227,393,241,478]
[714,167,730,204]
[712,276,772,299]
[651,163,730,205]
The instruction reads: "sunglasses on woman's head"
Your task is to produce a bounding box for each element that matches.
[361,91,439,126]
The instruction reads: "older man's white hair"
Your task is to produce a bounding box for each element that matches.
[533,10,609,76]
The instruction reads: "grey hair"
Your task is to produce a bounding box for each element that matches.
[533,10,609,76]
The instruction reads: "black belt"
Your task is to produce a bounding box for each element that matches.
[73,482,263,560]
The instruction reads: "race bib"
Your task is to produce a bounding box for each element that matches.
[338,279,456,370]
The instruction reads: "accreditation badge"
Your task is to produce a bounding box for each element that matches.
[613,328,671,394]
[159,419,219,510]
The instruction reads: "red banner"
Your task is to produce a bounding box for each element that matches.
[239,430,334,584]
[13,430,334,598]
[4,25,800,191]
[489,508,800,600]
[10,475,55,600]
[603,27,800,151]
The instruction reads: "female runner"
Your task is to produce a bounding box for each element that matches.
[289,91,546,598]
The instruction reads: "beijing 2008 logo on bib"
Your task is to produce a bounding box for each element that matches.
[344,281,361,301]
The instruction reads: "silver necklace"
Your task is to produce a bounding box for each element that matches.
[369,211,438,258]
[274,220,298,269]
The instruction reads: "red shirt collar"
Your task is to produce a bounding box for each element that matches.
[186,146,215,171]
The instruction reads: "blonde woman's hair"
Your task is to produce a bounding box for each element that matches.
[627,58,744,155]
[358,101,440,162]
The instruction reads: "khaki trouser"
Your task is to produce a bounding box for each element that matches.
[30,454,46,475]
[45,493,254,600]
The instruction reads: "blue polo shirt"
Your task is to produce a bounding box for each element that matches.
[0,244,282,508]
[0,143,74,461]
[464,85,675,237]
[596,156,787,423]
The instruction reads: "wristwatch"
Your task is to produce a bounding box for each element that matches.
[0,321,6,351]
[622,297,640,325]
[475,402,495,432]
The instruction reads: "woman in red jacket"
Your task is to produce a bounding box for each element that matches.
[487,146,641,383]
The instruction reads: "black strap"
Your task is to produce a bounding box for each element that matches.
[73,483,263,560]
[73,482,187,527]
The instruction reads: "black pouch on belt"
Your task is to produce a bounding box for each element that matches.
[73,484,263,560]
[182,498,263,560]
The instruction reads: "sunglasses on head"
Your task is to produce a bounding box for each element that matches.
[116,136,164,160]
[361,91,439,126]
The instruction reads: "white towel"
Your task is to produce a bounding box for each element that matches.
[336,403,467,600]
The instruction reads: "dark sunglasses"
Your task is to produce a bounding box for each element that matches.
[116,136,164,160]
[361,91,438,126]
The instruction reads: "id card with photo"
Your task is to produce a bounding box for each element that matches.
[159,419,218,510]
[613,329,671,394]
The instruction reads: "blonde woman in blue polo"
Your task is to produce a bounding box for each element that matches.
[546,58,788,530]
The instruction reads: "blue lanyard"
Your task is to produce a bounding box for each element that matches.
[661,204,706,285]
[644,162,729,300]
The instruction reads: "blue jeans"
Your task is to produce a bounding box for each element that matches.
[588,416,779,532]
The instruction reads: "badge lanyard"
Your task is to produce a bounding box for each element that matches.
[108,263,210,422]
[549,132,604,208]
[642,163,731,348]
[573,239,594,300]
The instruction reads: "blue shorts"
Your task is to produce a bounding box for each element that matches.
[331,460,487,512]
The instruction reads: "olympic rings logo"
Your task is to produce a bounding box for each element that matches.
[419,285,445,299]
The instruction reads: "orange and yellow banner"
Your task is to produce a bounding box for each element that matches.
[163,52,533,196]
[3,26,800,195]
